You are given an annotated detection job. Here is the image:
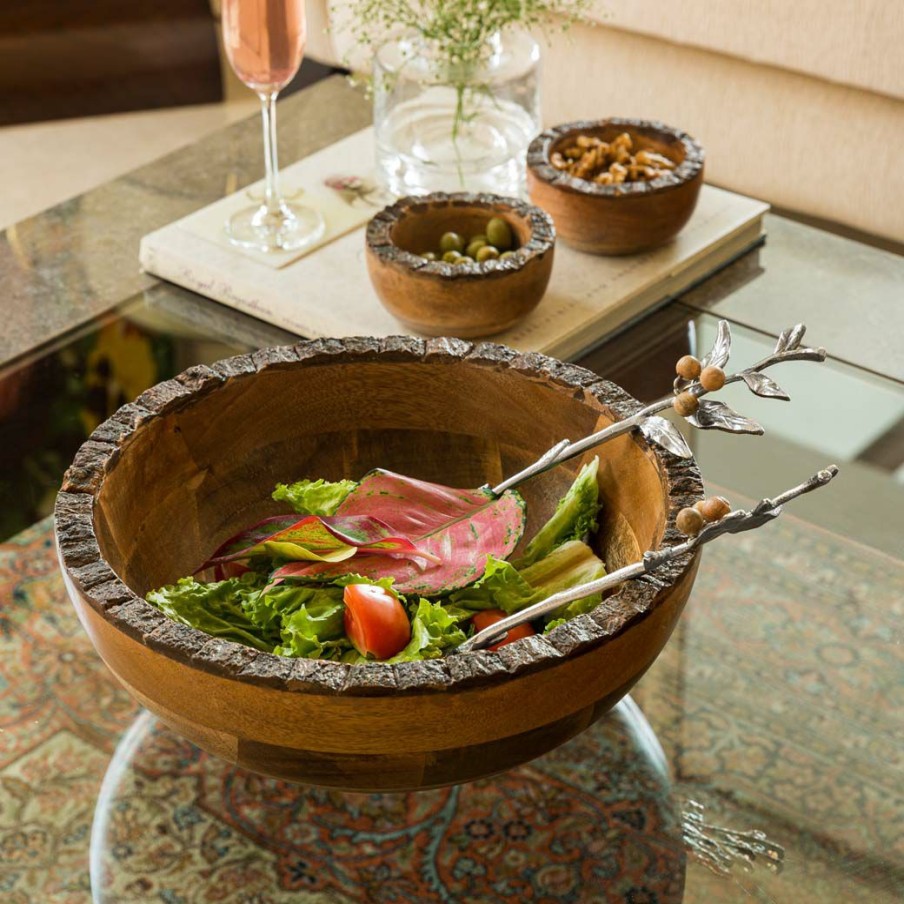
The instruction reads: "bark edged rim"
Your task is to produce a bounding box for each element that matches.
[365,192,556,281]
[54,335,702,697]
[528,118,705,198]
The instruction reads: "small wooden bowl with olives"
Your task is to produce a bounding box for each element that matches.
[527,118,705,255]
[366,192,555,338]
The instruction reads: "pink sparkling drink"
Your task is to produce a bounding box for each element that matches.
[219,0,323,252]
[222,0,307,93]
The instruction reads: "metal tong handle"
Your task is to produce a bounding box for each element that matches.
[456,466,839,654]
[492,401,662,495]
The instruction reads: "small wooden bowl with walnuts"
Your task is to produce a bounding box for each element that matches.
[527,118,705,255]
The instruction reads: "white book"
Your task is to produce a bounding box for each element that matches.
[140,127,768,359]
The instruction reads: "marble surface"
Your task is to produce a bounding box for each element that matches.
[0,77,370,367]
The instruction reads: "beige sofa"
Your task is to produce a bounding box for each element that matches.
[305,0,904,244]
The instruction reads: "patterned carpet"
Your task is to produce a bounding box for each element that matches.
[634,513,904,903]
[0,514,901,902]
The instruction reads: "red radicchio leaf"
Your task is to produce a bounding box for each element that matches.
[315,515,443,564]
[204,513,441,567]
[200,514,300,573]
[271,470,526,594]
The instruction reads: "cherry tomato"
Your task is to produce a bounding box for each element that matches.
[343,583,411,660]
[470,608,535,651]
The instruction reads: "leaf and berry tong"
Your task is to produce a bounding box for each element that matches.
[457,464,839,653]
[456,321,837,654]
[491,320,826,495]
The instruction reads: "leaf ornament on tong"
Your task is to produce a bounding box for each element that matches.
[775,323,807,353]
[639,416,693,458]
[701,318,732,369]
[741,372,789,400]
[687,400,763,435]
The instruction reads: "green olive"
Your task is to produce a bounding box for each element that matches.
[442,250,463,263]
[465,239,487,259]
[439,232,465,254]
[486,217,514,251]
[421,251,438,261]
[499,250,516,261]
[475,245,500,263]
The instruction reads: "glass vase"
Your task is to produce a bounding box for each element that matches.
[373,29,541,198]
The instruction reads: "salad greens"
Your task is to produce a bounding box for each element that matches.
[148,572,393,661]
[146,459,605,662]
[148,573,276,652]
[388,599,472,663]
[272,478,357,516]
[514,457,600,567]
[268,469,526,595]
[449,539,606,616]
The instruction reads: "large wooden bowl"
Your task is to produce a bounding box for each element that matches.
[366,193,555,337]
[527,118,705,255]
[55,337,701,792]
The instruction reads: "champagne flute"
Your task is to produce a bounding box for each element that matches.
[221,0,325,251]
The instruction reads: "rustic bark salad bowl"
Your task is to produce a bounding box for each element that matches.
[55,337,701,791]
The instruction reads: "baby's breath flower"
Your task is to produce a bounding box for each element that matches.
[343,0,592,71]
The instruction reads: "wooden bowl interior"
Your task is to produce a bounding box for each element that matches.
[93,362,667,596]
[550,123,686,172]
[390,205,530,257]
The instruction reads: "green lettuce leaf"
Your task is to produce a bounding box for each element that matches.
[149,573,361,660]
[274,588,349,658]
[147,573,276,651]
[450,540,607,618]
[267,574,403,658]
[515,457,601,568]
[449,555,538,614]
[520,539,606,593]
[388,599,470,662]
[272,478,358,516]
[521,539,607,622]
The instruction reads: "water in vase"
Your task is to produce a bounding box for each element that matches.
[373,30,541,198]
[376,85,537,197]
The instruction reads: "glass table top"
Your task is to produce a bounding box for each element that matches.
[0,76,901,903]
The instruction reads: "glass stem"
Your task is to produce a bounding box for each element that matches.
[259,91,282,217]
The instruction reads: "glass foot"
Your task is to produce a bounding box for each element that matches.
[226,201,324,252]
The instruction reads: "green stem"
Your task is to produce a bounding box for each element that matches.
[451,81,467,186]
